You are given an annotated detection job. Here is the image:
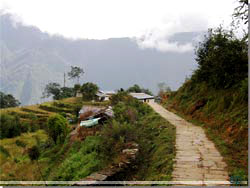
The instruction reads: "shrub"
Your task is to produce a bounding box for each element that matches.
[239,77,248,101]
[110,91,130,106]
[100,120,137,156]
[15,140,27,148]
[47,114,69,144]
[0,113,21,139]
[20,122,30,133]
[54,136,105,180]
[28,145,40,161]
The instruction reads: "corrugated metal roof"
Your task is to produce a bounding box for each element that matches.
[129,92,154,100]
[99,90,116,95]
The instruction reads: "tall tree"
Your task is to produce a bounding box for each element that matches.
[42,82,61,100]
[42,83,74,100]
[68,66,84,84]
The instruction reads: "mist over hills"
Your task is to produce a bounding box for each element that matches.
[0,13,199,105]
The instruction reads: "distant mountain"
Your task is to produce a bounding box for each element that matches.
[0,13,199,105]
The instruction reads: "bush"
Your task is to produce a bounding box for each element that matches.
[100,120,137,156]
[20,122,30,133]
[110,91,130,106]
[54,136,105,180]
[47,114,69,144]
[15,140,27,148]
[28,145,40,161]
[0,113,22,139]
[239,77,248,101]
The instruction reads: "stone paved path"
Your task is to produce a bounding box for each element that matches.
[148,101,230,186]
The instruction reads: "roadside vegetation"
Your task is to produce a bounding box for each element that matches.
[0,89,175,182]
[162,0,248,181]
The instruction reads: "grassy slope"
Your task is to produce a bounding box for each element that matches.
[0,96,176,182]
[0,130,48,180]
[0,97,82,181]
[164,81,248,179]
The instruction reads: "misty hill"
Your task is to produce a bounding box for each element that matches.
[0,14,199,105]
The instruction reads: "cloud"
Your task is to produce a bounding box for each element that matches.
[135,33,194,53]
[134,13,208,53]
[0,0,236,52]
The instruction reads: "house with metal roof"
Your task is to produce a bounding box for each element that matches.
[96,90,116,101]
[129,92,155,103]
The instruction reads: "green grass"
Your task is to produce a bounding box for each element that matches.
[106,101,176,182]
[0,96,176,182]
[0,130,48,180]
[51,136,106,180]
[164,81,248,181]
[132,111,176,181]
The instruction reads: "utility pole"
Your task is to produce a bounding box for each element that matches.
[63,72,66,87]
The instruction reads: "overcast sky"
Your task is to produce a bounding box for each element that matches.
[0,0,238,52]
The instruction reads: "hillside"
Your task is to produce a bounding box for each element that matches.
[0,13,199,105]
[162,27,248,180]
[0,95,176,183]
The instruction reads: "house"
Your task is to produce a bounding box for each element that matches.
[76,90,82,97]
[76,90,116,100]
[96,90,116,101]
[129,92,155,103]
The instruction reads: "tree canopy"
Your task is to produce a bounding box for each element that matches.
[233,0,248,24]
[68,66,84,84]
[127,84,153,95]
[80,82,99,101]
[192,27,248,89]
[42,83,75,100]
[0,91,21,108]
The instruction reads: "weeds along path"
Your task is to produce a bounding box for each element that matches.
[148,101,230,186]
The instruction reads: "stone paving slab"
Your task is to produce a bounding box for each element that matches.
[148,102,229,186]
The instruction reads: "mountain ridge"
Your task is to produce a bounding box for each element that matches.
[0,13,199,105]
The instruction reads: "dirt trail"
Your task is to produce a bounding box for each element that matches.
[148,101,230,186]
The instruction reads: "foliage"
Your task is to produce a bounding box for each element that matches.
[0,113,22,139]
[28,145,40,161]
[108,93,175,180]
[47,114,69,144]
[15,140,27,148]
[0,91,21,108]
[100,120,137,156]
[233,0,248,24]
[239,77,248,101]
[127,84,153,95]
[29,113,39,132]
[42,82,61,99]
[80,82,99,101]
[67,66,84,84]
[192,27,248,89]
[110,91,130,106]
[53,136,105,180]
[73,84,81,95]
[165,79,248,178]
[59,87,75,99]
[42,83,75,100]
